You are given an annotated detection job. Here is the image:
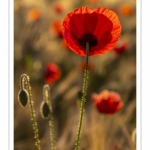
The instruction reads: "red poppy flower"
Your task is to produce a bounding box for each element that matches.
[54,3,64,14]
[51,20,63,38]
[63,6,121,56]
[119,4,133,16]
[91,90,123,114]
[113,42,128,55]
[27,8,41,22]
[44,63,61,84]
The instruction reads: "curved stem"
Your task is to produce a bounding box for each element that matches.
[75,42,89,150]
[20,74,41,150]
[43,85,56,150]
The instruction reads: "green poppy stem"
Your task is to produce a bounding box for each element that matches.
[43,85,56,150]
[20,74,41,150]
[75,42,89,150]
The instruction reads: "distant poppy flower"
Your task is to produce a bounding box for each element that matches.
[91,90,123,114]
[63,6,121,56]
[54,3,64,14]
[51,20,63,38]
[112,144,120,150]
[113,43,128,55]
[44,63,61,84]
[27,8,41,22]
[119,4,133,16]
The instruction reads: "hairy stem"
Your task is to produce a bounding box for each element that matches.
[43,85,56,150]
[75,42,89,150]
[20,74,41,150]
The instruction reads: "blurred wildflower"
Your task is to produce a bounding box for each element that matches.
[54,3,64,14]
[112,144,120,150]
[91,90,123,114]
[63,6,121,56]
[51,20,63,38]
[119,4,133,16]
[44,63,61,84]
[113,42,128,55]
[27,8,41,22]
[79,61,93,71]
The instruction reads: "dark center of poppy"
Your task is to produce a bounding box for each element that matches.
[44,69,55,78]
[78,32,98,48]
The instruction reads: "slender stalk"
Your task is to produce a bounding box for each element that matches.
[75,42,89,150]
[43,85,56,150]
[20,74,41,150]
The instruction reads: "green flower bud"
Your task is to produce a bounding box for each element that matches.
[18,89,29,107]
[40,101,50,119]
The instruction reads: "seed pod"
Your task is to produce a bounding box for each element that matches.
[40,101,50,119]
[18,89,29,107]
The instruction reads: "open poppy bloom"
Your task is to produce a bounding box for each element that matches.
[44,63,61,84]
[63,6,121,56]
[91,90,123,114]
[27,8,41,22]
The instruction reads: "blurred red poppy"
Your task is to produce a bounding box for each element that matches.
[51,20,63,38]
[91,90,123,114]
[113,43,128,55]
[27,8,41,22]
[44,63,61,84]
[119,4,133,16]
[63,6,121,56]
[54,3,64,14]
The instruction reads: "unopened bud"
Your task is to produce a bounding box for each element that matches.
[40,101,50,119]
[18,89,29,107]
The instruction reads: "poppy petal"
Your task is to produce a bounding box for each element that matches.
[63,7,121,56]
[91,90,123,114]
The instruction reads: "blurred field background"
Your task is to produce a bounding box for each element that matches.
[14,0,136,150]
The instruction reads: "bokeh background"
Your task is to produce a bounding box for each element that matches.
[14,0,136,150]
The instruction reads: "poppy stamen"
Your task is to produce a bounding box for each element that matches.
[78,33,98,48]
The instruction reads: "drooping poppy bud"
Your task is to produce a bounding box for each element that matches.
[18,89,29,107]
[40,101,50,119]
